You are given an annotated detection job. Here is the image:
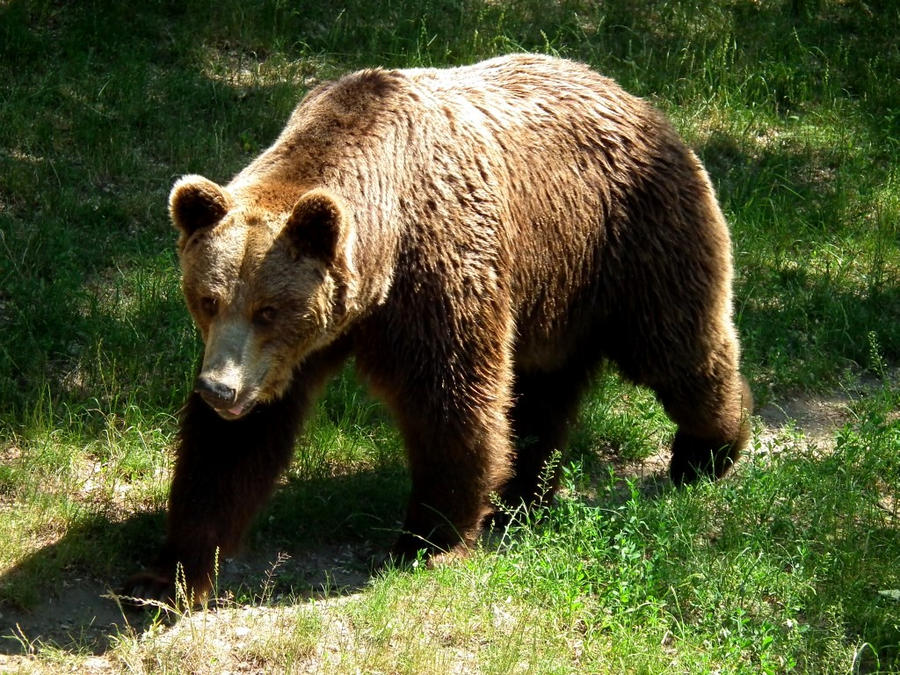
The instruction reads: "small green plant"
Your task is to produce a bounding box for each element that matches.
[868,330,888,380]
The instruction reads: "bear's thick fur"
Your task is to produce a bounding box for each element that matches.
[125,54,751,602]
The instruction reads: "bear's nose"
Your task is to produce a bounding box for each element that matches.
[195,375,237,409]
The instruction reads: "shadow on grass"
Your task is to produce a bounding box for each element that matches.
[0,463,407,656]
[0,444,674,657]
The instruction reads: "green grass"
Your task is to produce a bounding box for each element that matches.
[1,0,898,672]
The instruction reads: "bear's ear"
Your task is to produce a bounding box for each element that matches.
[284,189,347,264]
[169,175,232,239]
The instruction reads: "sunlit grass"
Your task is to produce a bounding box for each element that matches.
[93,401,899,672]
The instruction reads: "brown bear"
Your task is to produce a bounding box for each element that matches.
[124,53,752,603]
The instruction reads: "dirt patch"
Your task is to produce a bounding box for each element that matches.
[0,542,373,660]
[0,577,125,662]
[756,392,855,453]
[755,372,897,455]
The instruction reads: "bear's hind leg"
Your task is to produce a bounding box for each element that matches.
[660,367,753,486]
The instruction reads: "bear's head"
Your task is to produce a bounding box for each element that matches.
[169,175,357,419]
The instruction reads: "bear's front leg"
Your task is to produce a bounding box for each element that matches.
[122,390,304,606]
[375,346,515,563]
[122,347,348,606]
[392,403,514,561]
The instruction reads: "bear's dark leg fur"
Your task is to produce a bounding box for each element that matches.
[391,404,513,561]
[375,347,515,561]
[353,295,517,563]
[503,364,595,509]
[649,338,753,486]
[665,373,753,485]
[157,390,303,601]
[123,343,349,604]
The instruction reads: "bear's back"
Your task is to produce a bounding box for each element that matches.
[232,55,724,368]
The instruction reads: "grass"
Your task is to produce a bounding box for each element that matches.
[0,0,898,672]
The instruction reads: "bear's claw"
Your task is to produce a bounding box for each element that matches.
[117,571,176,611]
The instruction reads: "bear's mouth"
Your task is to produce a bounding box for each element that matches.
[217,399,255,420]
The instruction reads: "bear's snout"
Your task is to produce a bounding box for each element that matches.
[195,375,237,409]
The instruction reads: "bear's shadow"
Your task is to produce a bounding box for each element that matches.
[0,463,409,656]
[0,449,671,657]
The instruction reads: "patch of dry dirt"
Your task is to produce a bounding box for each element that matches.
[756,391,855,453]
[0,543,373,669]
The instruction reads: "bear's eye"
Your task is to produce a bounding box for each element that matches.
[199,296,219,316]
[253,306,278,327]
